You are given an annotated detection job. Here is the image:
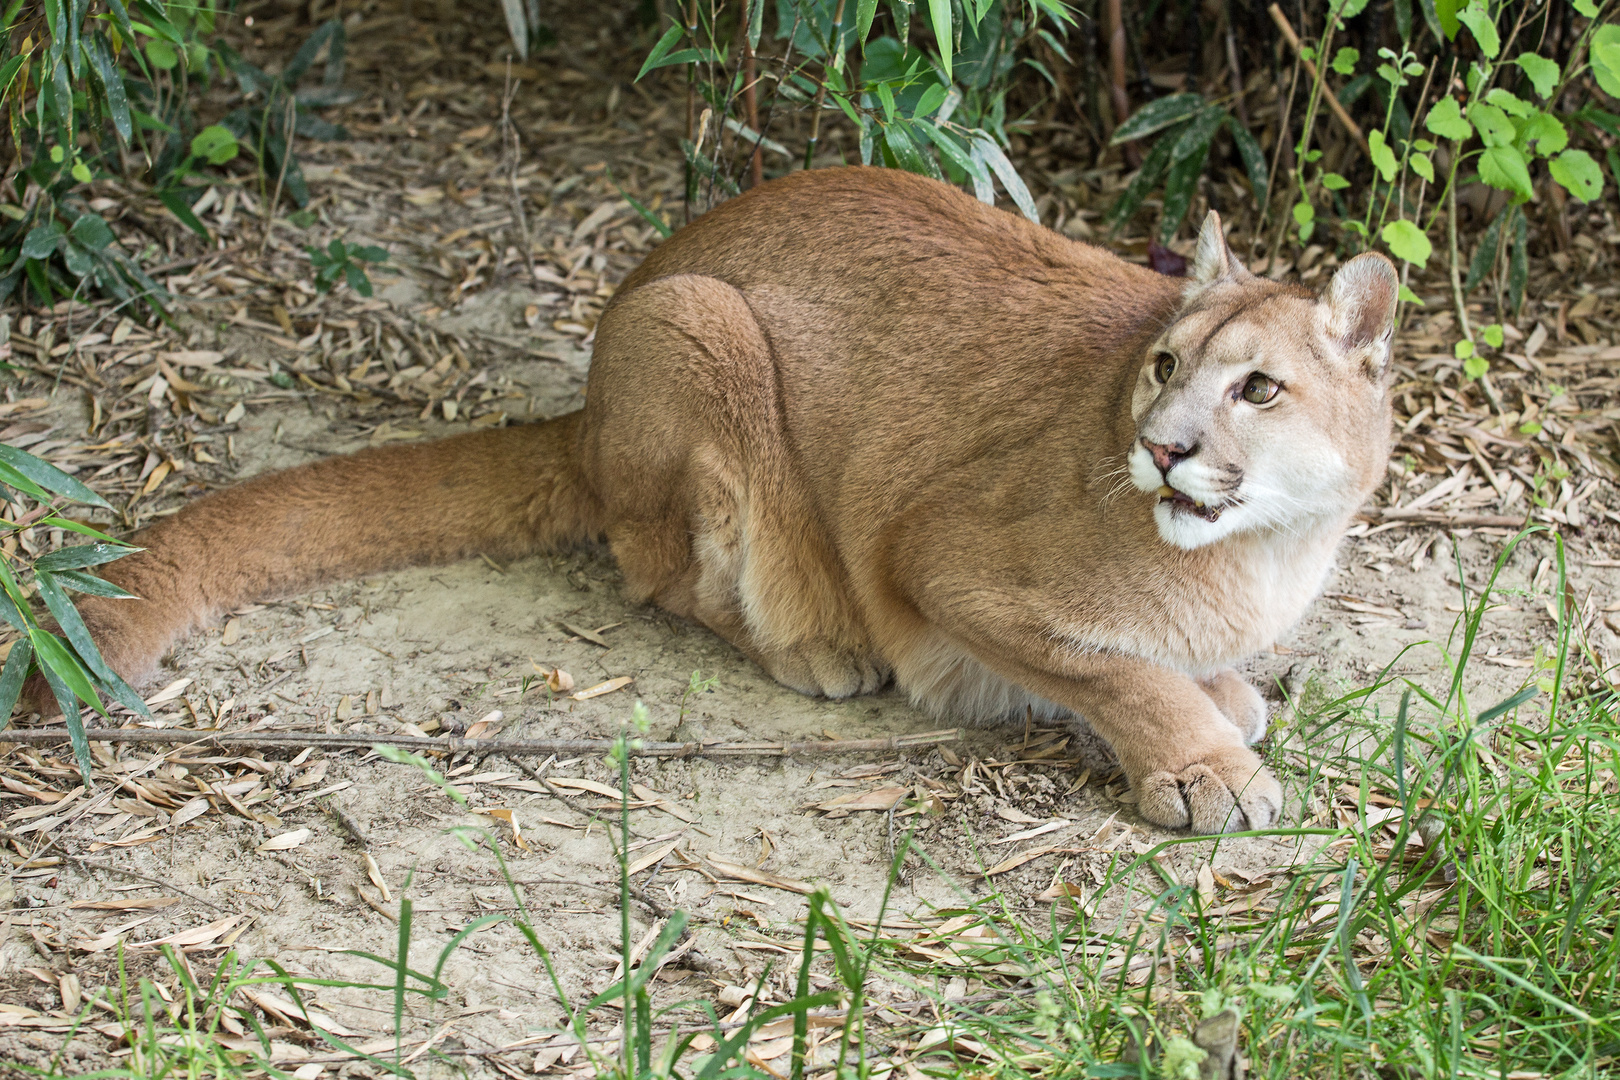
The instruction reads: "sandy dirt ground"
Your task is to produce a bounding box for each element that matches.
[1,2,1618,1075]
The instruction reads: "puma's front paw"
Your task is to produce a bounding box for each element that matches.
[1199,668,1269,744]
[1133,745,1282,834]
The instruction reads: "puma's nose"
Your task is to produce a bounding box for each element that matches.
[1142,438,1194,475]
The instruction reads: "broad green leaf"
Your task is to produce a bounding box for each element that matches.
[1519,112,1567,157]
[1382,219,1432,267]
[970,134,1039,222]
[1574,0,1598,14]
[916,120,993,201]
[1467,102,1514,147]
[1484,88,1532,117]
[53,570,137,599]
[1465,205,1507,291]
[1169,106,1223,162]
[1478,145,1533,199]
[1549,148,1604,202]
[1224,116,1268,199]
[1513,52,1558,99]
[635,24,684,82]
[353,245,389,262]
[1322,172,1352,190]
[343,263,373,296]
[1368,130,1398,181]
[85,35,132,141]
[1456,0,1499,57]
[1507,205,1527,314]
[158,188,209,238]
[913,82,947,119]
[0,635,32,728]
[1411,153,1435,182]
[1111,93,1204,144]
[1463,354,1488,378]
[190,124,238,165]
[29,628,102,713]
[145,38,177,69]
[1435,0,1460,39]
[1332,47,1359,75]
[1482,323,1504,348]
[927,0,952,85]
[1106,129,1177,230]
[1425,97,1472,140]
[1592,28,1620,99]
[854,0,876,45]
[21,222,63,260]
[33,572,148,717]
[1398,284,1424,305]
[68,213,115,251]
[0,444,109,507]
[1454,339,1475,360]
[1160,120,1217,242]
[34,542,131,572]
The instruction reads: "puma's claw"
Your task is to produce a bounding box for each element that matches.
[1134,748,1282,833]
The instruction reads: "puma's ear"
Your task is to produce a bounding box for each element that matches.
[1189,211,1250,286]
[1321,252,1399,378]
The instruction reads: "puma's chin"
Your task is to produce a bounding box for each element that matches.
[1153,494,1244,549]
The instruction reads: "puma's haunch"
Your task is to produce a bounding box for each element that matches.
[36,168,1397,834]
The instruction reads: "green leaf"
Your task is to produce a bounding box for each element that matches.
[1425,96,1473,140]
[52,570,137,599]
[1484,88,1532,117]
[1411,153,1435,182]
[1467,102,1514,147]
[1507,205,1527,315]
[1111,93,1205,144]
[915,120,993,201]
[1574,0,1599,14]
[68,213,115,251]
[913,81,947,119]
[1322,172,1352,190]
[34,543,132,572]
[0,635,32,728]
[635,24,684,82]
[1463,354,1488,378]
[21,222,63,261]
[1513,52,1558,99]
[1106,128,1176,231]
[854,0,876,45]
[1465,206,1507,291]
[145,39,178,69]
[1454,338,1475,360]
[927,0,952,85]
[1482,323,1504,348]
[344,263,373,297]
[970,134,1039,222]
[158,188,209,238]
[1455,0,1499,57]
[1549,148,1604,203]
[0,445,110,508]
[1478,145,1533,199]
[190,125,238,165]
[1332,47,1359,75]
[1519,112,1567,157]
[1160,116,1218,242]
[1224,116,1268,200]
[1382,219,1432,267]
[33,572,147,717]
[1398,284,1424,305]
[1368,129,1398,181]
[29,628,102,713]
[1592,27,1620,99]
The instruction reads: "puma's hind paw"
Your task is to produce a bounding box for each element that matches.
[1133,746,1282,834]
[762,642,890,699]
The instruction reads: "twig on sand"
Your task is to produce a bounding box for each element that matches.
[0,727,963,758]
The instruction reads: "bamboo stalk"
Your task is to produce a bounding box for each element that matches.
[0,726,964,758]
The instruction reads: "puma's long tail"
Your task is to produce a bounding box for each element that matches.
[52,411,599,695]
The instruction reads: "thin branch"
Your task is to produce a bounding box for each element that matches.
[0,726,964,758]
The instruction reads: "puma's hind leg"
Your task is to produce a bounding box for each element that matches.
[584,274,888,699]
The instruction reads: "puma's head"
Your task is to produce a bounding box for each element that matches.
[1127,211,1398,550]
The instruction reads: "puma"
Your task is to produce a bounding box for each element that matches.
[30,167,1398,833]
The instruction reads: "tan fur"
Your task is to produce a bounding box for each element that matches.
[37,168,1397,833]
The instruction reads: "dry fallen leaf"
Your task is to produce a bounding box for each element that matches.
[363,853,391,902]
[571,676,633,700]
[257,828,312,852]
[70,897,181,912]
[169,796,212,828]
[814,786,907,813]
[546,776,623,798]
[705,854,814,895]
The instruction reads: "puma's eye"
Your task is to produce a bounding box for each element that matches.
[1242,373,1280,405]
[1153,353,1177,383]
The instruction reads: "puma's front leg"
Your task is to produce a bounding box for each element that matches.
[1083,662,1281,832]
[1198,667,1269,745]
[969,648,1282,833]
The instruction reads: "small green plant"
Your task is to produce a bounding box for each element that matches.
[676,667,718,726]
[1106,93,1268,241]
[306,238,389,297]
[0,441,149,781]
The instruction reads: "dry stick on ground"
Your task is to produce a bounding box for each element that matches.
[499,62,536,281]
[257,95,298,261]
[1268,4,1368,156]
[0,727,964,757]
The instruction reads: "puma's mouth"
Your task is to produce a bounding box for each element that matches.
[1157,484,1225,522]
